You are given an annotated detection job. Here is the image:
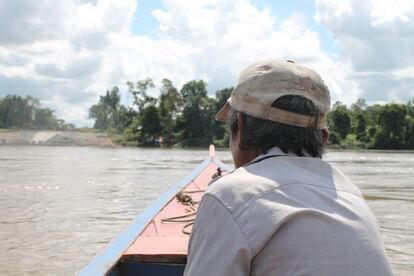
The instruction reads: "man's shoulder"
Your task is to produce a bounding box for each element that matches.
[205,155,363,214]
[206,166,279,214]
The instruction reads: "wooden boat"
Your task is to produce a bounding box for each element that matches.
[79,145,230,276]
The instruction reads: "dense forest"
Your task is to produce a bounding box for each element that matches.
[88,78,414,150]
[88,78,228,147]
[0,95,73,130]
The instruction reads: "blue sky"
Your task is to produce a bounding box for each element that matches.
[245,0,338,54]
[0,0,413,126]
[132,0,162,36]
[132,0,339,54]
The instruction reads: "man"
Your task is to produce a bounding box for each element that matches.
[184,60,393,276]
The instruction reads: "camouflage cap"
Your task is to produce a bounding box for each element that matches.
[215,60,331,129]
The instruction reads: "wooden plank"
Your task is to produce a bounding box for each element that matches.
[123,237,188,263]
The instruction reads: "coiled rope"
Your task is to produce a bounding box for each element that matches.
[160,167,225,235]
[161,190,204,235]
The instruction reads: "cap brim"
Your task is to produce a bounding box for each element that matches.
[215,102,230,122]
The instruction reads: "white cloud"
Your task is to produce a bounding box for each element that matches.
[145,0,358,102]
[315,0,414,103]
[0,0,412,126]
[0,0,137,126]
[369,0,413,26]
[0,0,71,45]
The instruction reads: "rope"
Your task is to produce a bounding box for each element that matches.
[181,189,205,194]
[160,168,226,235]
[161,211,197,223]
[161,192,200,234]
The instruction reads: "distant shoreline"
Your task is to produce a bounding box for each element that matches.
[0,129,114,147]
[2,129,414,152]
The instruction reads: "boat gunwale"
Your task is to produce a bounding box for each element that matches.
[78,153,231,276]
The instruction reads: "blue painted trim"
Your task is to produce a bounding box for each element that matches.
[78,156,221,276]
[212,157,233,172]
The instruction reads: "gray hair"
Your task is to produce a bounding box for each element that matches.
[228,95,325,158]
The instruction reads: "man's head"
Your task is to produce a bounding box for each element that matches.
[215,60,331,168]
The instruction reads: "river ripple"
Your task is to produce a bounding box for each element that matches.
[0,146,412,275]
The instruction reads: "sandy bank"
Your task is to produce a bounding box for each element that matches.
[0,130,114,147]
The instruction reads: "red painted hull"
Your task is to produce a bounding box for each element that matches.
[123,161,220,263]
[78,145,231,276]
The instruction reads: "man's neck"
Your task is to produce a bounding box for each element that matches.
[234,146,262,168]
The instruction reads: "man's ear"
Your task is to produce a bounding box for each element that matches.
[237,113,245,149]
[322,128,330,144]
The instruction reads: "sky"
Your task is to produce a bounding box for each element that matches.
[0,0,413,126]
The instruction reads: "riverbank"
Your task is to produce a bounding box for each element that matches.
[0,130,114,147]
[2,129,414,151]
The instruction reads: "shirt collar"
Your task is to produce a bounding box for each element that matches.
[243,147,294,167]
[265,147,315,158]
[263,147,293,157]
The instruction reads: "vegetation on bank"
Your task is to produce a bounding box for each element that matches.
[2,81,414,150]
[0,95,74,130]
[88,79,230,147]
[328,99,414,149]
[88,78,414,150]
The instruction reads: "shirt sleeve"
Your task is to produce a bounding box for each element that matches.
[184,194,252,276]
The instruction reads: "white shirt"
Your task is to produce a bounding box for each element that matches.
[184,147,393,276]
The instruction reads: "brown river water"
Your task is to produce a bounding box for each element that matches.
[0,146,413,275]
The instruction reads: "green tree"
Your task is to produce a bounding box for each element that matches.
[328,102,352,140]
[34,108,58,129]
[355,113,367,141]
[407,98,414,117]
[139,105,162,145]
[118,106,136,131]
[405,117,414,148]
[0,97,7,128]
[351,98,367,112]
[89,86,124,132]
[374,103,407,149]
[0,95,62,130]
[378,104,407,140]
[125,78,161,145]
[159,79,182,146]
[176,80,214,147]
[1,95,31,128]
[127,78,156,113]
[366,104,382,127]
